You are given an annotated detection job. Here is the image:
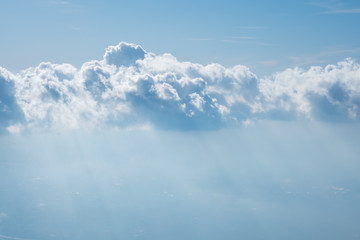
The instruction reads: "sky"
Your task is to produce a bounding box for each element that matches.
[1,0,360,75]
[1,0,360,240]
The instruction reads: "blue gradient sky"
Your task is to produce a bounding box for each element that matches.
[1,0,360,75]
[1,1,360,240]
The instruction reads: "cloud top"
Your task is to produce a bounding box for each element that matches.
[1,42,360,133]
[104,42,146,67]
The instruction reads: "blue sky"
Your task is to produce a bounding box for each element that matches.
[1,0,360,75]
[1,1,360,240]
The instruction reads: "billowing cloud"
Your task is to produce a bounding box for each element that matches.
[0,67,25,133]
[104,42,146,67]
[258,59,360,121]
[0,42,360,132]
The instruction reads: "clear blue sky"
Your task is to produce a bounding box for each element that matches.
[1,0,360,75]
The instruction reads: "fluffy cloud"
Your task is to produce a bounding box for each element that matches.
[258,59,360,121]
[0,42,360,132]
[104,42,146,67]
[0,67,25,133]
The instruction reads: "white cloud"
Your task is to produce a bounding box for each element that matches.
[104,42,146,67]
[15,62,100,130]
[258,58,360,120]
[189,92,205,112]
[0,234,33,240]
[0,42,360,133]
[6,123,23,134]
[332,186,345,191]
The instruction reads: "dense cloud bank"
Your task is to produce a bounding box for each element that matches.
[1,42,360,132]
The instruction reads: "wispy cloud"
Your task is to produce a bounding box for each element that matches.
[186,38,213,41]
[0,235,33,240]
[310,1,360,14]
[42,0,82,14]
[257,60,278,66]
[231,36,256,40]
[187,36,257,42]
[69,25,81,31]
[47,0,70,5]
[323,8,360,14]
[221,39,277,47]
[287,47,360,67]
[220,35,276,46]
[236,26,265,30]
[186,36,276,46]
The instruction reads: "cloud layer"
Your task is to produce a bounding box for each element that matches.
[1,42,360,132]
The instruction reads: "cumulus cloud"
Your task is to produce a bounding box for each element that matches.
[0,42,360,132]
[258,59,360,121]
[104,42,146,67]
[0,67,25,133]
